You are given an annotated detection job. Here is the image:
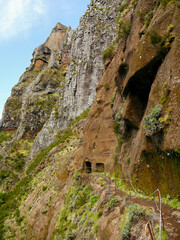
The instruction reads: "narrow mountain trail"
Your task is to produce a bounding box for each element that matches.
[82,173,180,240]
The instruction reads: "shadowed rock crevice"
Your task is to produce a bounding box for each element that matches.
[122,52,167,129]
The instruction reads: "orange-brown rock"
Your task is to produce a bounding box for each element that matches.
[74,1,180,196]
[44,22,67,52]
[74,47,123,173]
[122,93,145,128]
[33,59,47,71]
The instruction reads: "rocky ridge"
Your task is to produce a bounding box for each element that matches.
[1,0,121,159]
[1,22,68,137]
[29,0,121,159]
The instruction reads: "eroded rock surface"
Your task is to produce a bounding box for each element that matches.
[74,0,180,196]
[0,1,180,240]
[29,0,121,159]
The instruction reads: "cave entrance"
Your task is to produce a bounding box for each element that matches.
[123,53,166,129]
[96,163,104,172]
[84,161,92,173]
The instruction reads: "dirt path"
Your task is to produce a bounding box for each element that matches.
[84,173,180,240]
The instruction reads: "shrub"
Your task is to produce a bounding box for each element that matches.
[138,9,155,37]
[102,41,117,63]
[159,107,173,127]
[41,209,48,214]
[113,121,121,135]
[74,185,92,208]
[0,175,31,238]
[160,82,169,104]
[110,87,117,108]
[108,197,120,211]
[144,105,163,134]
[118,2,128,12]
[14,153,25,171]
[0,131,12,145]
[53,179,101,239]
[156,0,177,7]
[144,10,154,29]
[150,25,175,56]
[116,19,131,39]
[42,185,48,191]
[136,9,144,21]
[150,30,162,46]
[89,194,99,204]
[0,170,11,184]
[121,204,143,240]
[104,83,110,90]
[126,156,131,164]
[0,192,5,206]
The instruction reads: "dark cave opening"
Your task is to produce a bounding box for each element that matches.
[123,53,166,129]
[84,161,92,173]
[119,62,129,78]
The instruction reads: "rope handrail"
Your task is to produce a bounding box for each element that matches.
[81,170,164,240]
[116,178,163,240]
[112,177,163,240]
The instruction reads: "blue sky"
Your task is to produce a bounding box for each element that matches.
[0,0,90,119]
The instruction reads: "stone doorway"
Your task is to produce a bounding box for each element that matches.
[84,161,92,173]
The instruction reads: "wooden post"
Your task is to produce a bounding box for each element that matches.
[115,169,117,194]
[158,190,164,230]
[147,222,154,240]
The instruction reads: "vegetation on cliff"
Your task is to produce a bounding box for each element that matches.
[0,0,180,239]
[0,109,89,239]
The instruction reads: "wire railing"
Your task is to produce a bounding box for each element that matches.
[119,179,163,240]
[81,168,164,240]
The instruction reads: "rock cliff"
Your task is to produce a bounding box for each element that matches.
[1,0,121,159]
[75,0,180,196]
[0,0,180,239]
[2,22,68,138]
[29,0,121,158]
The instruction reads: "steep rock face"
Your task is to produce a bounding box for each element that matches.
[120,1,180,196]
[74,47,122,173]
[0,1,180,239]
[30,22,68,71]
[61,0,120,120]
[1,23,68,138]
[74,0,180,196]
[29,0,121,159]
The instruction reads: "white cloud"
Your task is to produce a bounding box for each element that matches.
[33,0,47,14]
[58,0,73,14]
[0,0,47,40]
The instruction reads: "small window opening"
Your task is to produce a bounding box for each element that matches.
[96,163,104,172]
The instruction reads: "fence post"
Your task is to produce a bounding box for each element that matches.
[157,190,164,230]
[115,169,117,194]
[147,222,154,240]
